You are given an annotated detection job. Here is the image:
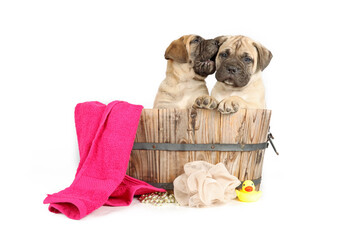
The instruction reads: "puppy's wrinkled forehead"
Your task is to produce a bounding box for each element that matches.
[220,36,257,57]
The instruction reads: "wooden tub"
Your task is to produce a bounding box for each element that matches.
[127,108,271,190]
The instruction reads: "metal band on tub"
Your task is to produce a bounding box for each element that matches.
[132,142,268,152]
[132,132,278,154]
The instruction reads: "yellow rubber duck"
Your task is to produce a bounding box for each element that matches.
[236,180,262,202]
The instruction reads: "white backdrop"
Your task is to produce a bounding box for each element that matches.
[1,0,360,239]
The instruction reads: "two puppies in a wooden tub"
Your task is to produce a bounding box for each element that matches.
[153,35,272,114]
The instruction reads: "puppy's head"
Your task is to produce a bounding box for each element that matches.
[164,35,219,77]
[214,35,272,87]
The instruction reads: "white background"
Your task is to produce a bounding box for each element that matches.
[1,0,360,239]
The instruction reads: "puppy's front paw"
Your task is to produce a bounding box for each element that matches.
[218,97,245,114]
[193,95,218,110]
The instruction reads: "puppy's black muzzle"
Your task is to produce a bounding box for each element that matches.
[193,39,219,77]
[216,58,251,87]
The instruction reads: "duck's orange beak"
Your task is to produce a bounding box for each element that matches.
[245,186,253,192]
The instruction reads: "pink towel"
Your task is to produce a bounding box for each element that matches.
[43,101,165,220]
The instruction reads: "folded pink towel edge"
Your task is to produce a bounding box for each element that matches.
[43,101,165,220]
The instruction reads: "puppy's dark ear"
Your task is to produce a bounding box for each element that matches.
[164,37,188,63]
[253,42,272,72]
[214,36,228,46]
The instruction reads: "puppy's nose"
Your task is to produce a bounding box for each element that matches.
[226,66,237,74]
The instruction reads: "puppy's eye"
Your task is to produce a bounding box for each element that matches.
[243,57,253,63]
[219,52,228,58]
[191,38,200,44]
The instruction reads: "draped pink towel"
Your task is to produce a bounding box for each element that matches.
[43,101,165,220]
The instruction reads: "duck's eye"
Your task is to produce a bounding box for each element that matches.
[243,184,245,186]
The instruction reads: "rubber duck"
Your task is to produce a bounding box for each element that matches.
[236,180,262,202]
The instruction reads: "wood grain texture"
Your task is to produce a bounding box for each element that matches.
[128,108,271,189]
[128,109,159,182]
